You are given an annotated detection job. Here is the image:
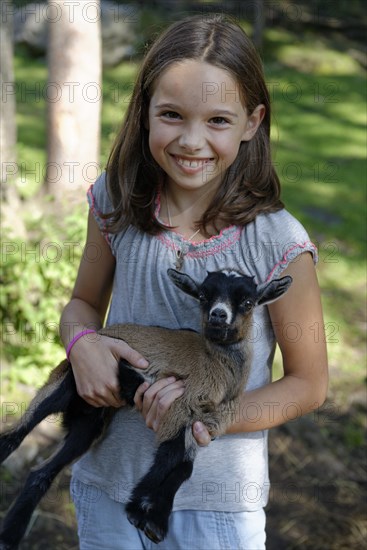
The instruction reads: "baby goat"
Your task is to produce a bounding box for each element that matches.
[0,269,292,548]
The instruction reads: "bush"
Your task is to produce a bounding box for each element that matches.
[0,205,87,387]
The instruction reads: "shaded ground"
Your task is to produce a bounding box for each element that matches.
[0,418,78,550]
[0,388,366,550]
[266,394,367,550]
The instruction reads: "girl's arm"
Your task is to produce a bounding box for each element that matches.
[60,211,149,408]
[226,251,328,434]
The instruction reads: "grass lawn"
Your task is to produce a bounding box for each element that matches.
[262,29,366,392]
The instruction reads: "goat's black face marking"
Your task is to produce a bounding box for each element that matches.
[198,272,258,344]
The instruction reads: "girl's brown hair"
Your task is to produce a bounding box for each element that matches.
[105,14,283,235]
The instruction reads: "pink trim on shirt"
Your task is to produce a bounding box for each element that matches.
[266,241,317,281]
[87,185,112,246]
[187,228,242,257]
[156,232,178,251]
[155,227,241,259]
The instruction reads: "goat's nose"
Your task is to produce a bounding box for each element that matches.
[209,308,229,324]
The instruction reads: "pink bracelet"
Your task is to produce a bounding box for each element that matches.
[66,329,97,360]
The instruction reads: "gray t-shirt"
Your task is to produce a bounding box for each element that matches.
[72,172,317,512]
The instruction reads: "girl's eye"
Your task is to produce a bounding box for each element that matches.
[161,111,181,120]
[210,116,230,126]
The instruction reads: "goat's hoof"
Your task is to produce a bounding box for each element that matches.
[143,521,165,544]
[126,500,168,544]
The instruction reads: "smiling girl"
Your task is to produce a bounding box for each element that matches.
[60,14,328,549]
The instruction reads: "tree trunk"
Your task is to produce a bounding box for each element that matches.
[0,0,17,190]
[45,0,102,202]
[252,0,265,50]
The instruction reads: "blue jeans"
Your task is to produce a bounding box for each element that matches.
[71,478,266,550]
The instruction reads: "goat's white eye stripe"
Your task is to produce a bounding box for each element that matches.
[209,302,233,324]
[222,269,242,278]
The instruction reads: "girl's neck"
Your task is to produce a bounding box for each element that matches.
[163,184,221,240]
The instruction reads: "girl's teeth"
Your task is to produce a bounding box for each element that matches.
[177,158,208,168]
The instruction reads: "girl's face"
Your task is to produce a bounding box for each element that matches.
[148,60,264,194]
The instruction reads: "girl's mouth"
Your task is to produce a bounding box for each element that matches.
[171,155,215,172]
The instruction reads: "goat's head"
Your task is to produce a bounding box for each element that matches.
[167,269,292,345]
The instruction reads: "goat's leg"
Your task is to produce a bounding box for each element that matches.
[137,458,195,545]
[126,426,197,544]
[0,369,75,464]
[0,405,105,550]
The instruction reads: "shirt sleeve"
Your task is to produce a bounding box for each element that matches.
[241,209,318,283]
[87,172,115,252]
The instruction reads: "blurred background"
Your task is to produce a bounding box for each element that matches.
[0,1,366,548]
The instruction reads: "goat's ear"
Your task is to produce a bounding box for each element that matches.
[256,276,293,306]
[167,269,200,299]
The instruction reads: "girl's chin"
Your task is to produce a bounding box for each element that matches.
[165,174,222,194]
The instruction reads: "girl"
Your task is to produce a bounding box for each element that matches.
[61,14,328,550]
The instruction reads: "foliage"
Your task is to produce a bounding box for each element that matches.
[1,205,87,387]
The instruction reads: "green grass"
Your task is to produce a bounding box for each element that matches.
[4,25,367,397]
[262,28,366,387]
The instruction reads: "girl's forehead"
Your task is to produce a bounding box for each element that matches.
[150,60,244,109]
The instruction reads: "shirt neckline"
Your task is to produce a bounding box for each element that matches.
[154,190,239,248]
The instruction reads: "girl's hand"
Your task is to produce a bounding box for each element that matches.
[69,333,149,408]
[134,377,185,431]
[134,381,212,446]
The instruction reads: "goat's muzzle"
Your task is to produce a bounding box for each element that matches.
[204,322,240,345]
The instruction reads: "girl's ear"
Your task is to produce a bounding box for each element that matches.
[241,104,266,142]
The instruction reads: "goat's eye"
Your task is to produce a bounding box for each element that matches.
[242,300,254,311]
[198,292,207,303]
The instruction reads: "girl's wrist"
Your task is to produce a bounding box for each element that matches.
[66,329,97,360]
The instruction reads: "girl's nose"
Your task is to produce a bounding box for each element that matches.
[178,124,204,151]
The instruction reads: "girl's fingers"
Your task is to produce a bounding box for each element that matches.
[102,391,126,408]
[134,378,211,443]
[141,378,183,416]
[134,382,150,410]
[136,377,174,409]
[81,383,125,408]
[193,421,211,447]
[146,385,186,431]
[134,377,185,431]
[111,339,149,369]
